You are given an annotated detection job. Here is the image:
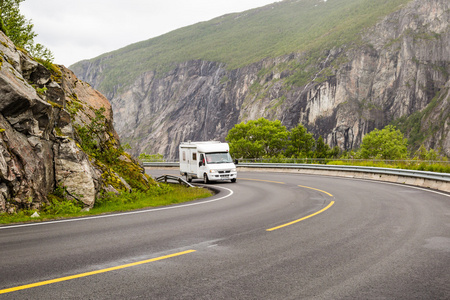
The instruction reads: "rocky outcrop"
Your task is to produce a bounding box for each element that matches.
[74,0,449,159]
[0,31,140,213]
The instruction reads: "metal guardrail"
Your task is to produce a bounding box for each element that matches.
[155,174,194,187]
[145,162,450,183]
[145,162,179,167]
[238,163,450,182]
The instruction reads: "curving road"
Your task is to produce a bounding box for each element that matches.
[0,170,449,299]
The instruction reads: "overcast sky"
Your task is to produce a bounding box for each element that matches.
[21,0,278,67]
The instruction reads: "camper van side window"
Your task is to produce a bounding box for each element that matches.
[192,153,197,160]
[182,151,186,161]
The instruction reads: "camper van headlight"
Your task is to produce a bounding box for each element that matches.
[231,168,236,172]
[209,169,218,173]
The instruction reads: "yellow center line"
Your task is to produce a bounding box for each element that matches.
[298,185,333,197]
[0,250,196,295]
[266,201,335,231]
[240,178,286,184]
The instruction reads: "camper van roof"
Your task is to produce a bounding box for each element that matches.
[180,141,221,145]
[180,141,229,153]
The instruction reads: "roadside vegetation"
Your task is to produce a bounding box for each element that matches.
[223,118,449,173]
[0,185,212,224]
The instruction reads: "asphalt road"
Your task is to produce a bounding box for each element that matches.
[1,170,449,299]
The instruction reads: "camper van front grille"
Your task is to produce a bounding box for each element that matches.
[218,171,231,174]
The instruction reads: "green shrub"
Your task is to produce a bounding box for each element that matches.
[44,185,83,215]
[44,200,81,215]
[359,125,408,160]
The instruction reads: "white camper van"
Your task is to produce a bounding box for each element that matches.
[179,141,237,183]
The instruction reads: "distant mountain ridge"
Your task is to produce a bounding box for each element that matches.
[71,0,411,95]
[71,0,450,159]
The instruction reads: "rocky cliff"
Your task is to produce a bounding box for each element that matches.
[73,0,449,159]
[0,31,147,213]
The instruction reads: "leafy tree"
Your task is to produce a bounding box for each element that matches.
[359,125,408,159]
[285,124,315,158]
[328,145,341,159]
[413,145,446,161]
[314,135,331,158]
[0,0,53,62]
[414,145,430,160]
[226,118,289,158]
[29,42,54,63]
[225,122,263,158]
[0,0,34,46]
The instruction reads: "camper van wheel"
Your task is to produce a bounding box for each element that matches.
[203,173,210,184]
[186,175,192,183]
[231,178,236,183]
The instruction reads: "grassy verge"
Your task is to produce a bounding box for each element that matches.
[0,184,212,225]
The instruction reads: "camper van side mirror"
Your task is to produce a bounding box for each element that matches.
[234,159,239,165]
[199,161,203,167]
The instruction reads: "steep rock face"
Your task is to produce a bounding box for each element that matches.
[0,31,129,213]
[75,0,449,159]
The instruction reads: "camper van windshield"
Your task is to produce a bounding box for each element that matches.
[205,152,233,164]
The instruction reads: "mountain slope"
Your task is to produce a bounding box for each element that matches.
[71,0,449,159]
[71,0,411,95]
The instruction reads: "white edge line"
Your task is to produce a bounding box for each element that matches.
[339,176,450,197]
[0,185,234,230]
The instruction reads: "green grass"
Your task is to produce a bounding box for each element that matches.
[71,0,412,94]
[0,184,212,225]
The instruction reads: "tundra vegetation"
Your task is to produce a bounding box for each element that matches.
[1,185,211,224]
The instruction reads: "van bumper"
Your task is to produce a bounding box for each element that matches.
[208,172,237,181]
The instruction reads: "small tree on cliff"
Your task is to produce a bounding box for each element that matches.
[0,0,53,62]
